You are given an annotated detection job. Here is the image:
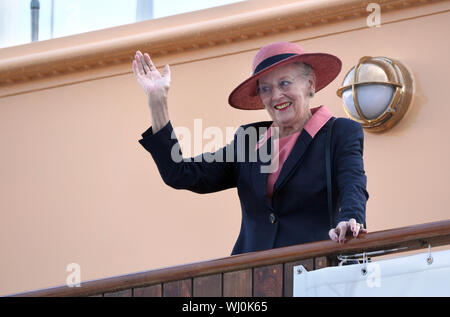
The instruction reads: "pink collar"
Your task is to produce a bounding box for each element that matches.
[256,105,333,150]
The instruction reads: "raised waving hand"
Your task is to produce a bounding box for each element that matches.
[132,51,171,133]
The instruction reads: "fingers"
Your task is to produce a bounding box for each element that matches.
[140,53,151,74]
[162,64,171,82]
[329,219,367,244]
[144,53,155,71]
[139,52,149,74]
[134,51,167,79]
[329,228,339,242]
[132,50,172,96]
[349,218,360,237]
[338,222,348,244]
[132,60,138,77]
[329,223,347,244]
[350,219,368,237]
[134,52,145,76]
[133,51,153,75]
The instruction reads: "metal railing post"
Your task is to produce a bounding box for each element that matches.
[136,0,154,22]
[31,0,40,42]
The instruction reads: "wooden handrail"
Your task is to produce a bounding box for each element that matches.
[10,219,450,297]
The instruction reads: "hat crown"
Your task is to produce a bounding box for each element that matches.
[252,42,307,73]
[229,41,342,110]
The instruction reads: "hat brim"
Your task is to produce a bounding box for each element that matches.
[228,53,342,110]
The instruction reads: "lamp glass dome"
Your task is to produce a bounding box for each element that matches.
[342,84,395,120]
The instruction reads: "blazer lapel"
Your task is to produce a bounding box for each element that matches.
[272,129,313,196]
[251,128,274,209]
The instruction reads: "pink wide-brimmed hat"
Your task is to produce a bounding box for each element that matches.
[228,42,342,110]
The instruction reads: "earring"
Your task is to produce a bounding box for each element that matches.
[309,91,314,98]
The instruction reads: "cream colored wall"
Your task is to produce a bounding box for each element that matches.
[1,0,449,295]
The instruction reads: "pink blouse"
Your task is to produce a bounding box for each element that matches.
[255,105,333,201]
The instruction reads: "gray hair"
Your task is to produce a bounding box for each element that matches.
[293,62,316,92]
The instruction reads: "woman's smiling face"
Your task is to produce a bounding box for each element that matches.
[258,63,315,134]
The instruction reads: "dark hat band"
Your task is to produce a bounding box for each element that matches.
[253,53,298,75]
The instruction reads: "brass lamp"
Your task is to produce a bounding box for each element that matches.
[336,56,414,133]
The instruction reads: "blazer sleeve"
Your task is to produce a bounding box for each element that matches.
[333,119,369,227]
[138,121,238,194]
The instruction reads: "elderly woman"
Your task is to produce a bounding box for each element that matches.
[133,42,369,255]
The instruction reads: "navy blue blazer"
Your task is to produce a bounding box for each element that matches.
[138,116,368,255]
